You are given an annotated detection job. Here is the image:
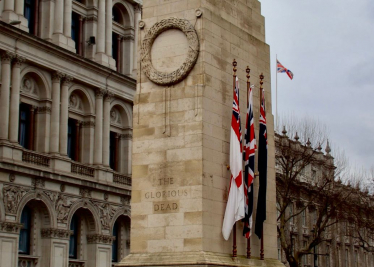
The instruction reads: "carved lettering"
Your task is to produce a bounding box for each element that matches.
[153,201,179,214]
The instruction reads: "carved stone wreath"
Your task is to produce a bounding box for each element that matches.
[141,17,200,86]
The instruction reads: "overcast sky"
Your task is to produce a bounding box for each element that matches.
[259,0,374,173]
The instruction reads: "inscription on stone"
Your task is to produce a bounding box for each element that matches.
[153,200,179,214]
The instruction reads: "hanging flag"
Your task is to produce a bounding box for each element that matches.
[222,77,245,241]
[243,84,257,238]
[255,88,268,239]
[277,60,294,80]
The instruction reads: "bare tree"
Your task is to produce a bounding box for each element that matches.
[275,124,354,267]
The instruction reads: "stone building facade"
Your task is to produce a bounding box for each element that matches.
[0,0,141,266]
[275,132,374,267]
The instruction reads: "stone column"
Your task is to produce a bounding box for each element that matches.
[4,0,14,11]
[0,52,14,140]
[53,0,63,34]
[94,89,105,165]
[96,0,105,54]
[102,92,112,167]
[49,72,64,154]
[133,4,142,75]
[14,0,24,15]
[105,0,112,57]
[122,35,134,75]
[63,0,72,37]
[9,56,25,143]
[59,75,73,156]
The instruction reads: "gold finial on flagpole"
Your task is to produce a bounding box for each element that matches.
[246,66,250,80]
[233,59,237,76]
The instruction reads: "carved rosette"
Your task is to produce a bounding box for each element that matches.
[87,234,116,244]
[141,17,200,85]
[3,185,29,214]
[41,228,73,239]
[0,222,23,233]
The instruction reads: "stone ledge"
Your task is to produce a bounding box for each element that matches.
[116,251,285,267]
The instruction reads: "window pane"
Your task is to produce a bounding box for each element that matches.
[69,214,78,258]
[110,132,116,170]
[19,206,31,254]
[112,220,119,262]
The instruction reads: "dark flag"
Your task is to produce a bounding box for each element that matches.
[243,84,256,238]
[255,87,267,239]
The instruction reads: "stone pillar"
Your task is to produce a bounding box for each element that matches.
[49,72,64,154]
[0,52,14,140]
[0,222,22,267]
[95,0,109,66]
[53,0,63,35]
[133,4,141,75]
[94,89,105,165]
[4,0,14,11]
[9,56,25,143]
[122,35,134,75]
[120,132,132,175]
[102,92,112,167]
[105,0,112,57]
[2,0,18,24]
[59,75,73,156]
[63,0,72,38]
[14,0,23,15]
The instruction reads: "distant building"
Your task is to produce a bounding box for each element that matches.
[0,0,141,266]
[275,132,374,267]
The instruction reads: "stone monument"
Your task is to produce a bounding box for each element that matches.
[119,0,283,266]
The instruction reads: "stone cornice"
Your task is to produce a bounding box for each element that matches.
[0,222,23,233]
[41,228,73,239]
[86,234,115,244]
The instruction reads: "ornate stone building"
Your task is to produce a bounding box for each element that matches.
[0,0,141,266]
[275,132,374,267]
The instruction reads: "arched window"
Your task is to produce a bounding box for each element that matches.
[19,103,35,150]
[69,213,79,258]
[112,6,122,24]
[19,206,32,254]
[112,220,119,262]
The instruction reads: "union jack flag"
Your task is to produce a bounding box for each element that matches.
[255,88,268,239]
[277,60,294,80]
[242,84,256,238]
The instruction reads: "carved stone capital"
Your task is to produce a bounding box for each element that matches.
[134,4,142,13]
[13,55,26,67]
[95,88,106,98]
[41,228,73,239]
[81,121,95,128]
[123,35,135,41]
[0,222,23,234]
[36,106,51,114]
[52,71,64,83]
[105,91,114,101]
[1,51,15,63]
[62,75,74,86]
[87,234,116,244]
[120,133,132,140]
[86,16,97,22]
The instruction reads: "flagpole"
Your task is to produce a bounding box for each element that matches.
[276,54,278,131]
[246,66,251,259]
[259,73,265,260]
[232,59,238,258]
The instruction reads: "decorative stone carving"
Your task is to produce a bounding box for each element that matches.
[94,202,117,230]
[110,108,122,125]
[3,185,29,214]
[9,173,15,182]
[55,194,76,223]
[139,20,145,29]
[60,184,66,192]
[123,35,135,41]
[104,193,109,201]
[1,51,15,63]
[141,17,200,85]
[134,4,142,13]
[0,222,23,233]
[95,88,106,98]
[81,121,95,127]
[69,93,83,111]
[62,75,73,85]
[32,178,45,188]
[52,71,64,82]
[44,190,58,203]
[105,91,114,101]
[120,133,132,139]
[79,188,91,198]
[120,196,130,205]
[21,76,39,96]
[36,106,51,114]
[86,234,115,244]
[41,228,73,239]
[13,55,26,67]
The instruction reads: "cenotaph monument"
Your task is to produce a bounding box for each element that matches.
[118,0,283,266]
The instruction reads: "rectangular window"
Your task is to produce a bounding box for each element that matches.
[71,12,81,54]
[110,131,117,171]
[24,0,35,34]
[19,206,32,254]
[69,214,78,258]
[19,103,34,150]
[67,118,80,161]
